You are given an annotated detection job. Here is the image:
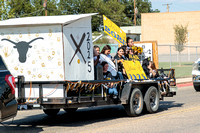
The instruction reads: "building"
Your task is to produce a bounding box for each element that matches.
[120,26,141,41]
[141,11,200,61]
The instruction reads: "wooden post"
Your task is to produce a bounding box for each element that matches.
[43,0,47,16]
[134,0,136,26]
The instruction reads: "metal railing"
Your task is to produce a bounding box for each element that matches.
[158,44,200,67]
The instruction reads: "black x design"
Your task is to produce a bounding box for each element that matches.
[69,33,86,65]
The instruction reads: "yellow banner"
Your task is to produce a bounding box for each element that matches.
[122,60,147,80]
[103,15,126,46]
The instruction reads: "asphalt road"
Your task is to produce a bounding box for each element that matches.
[1,85,200,133]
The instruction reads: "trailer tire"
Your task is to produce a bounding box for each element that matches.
[124,88,143,116]
[43,109,60,116]
[144,86,159,113]
[64,108,78,113]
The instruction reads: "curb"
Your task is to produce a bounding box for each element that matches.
[177,82,193,88]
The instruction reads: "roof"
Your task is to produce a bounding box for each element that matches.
[0,13,97,27]
[120,26,141,34]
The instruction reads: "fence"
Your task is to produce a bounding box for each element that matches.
[158,44,200,63]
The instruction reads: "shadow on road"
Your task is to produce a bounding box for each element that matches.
[158,101,184,112]
[0,105,127,132]
[0,102,184,132]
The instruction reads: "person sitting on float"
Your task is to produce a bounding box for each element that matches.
[121,45,129,59]
[114,47,127,79]
[126,37,134,48]
[101,45,112,60]
[94,45,101,66]
[101,61,118,98]
[148,61,159,79]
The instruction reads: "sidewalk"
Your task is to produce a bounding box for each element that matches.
[176,77,192,84]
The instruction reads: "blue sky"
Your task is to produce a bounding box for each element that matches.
[150,0,200,12]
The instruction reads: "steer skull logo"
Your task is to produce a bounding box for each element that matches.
[1,37,44,63]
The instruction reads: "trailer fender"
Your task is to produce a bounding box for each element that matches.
[120,82,132,104]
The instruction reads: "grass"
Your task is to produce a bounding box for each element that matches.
[159,62,193,78]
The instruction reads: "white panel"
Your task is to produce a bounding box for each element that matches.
[42,84,64,98]
[15,84,64,99]
[63,17,94,80]
[0,25,64,81]
[23,84,64,99]
[135,43,153,61]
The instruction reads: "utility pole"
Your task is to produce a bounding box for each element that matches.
[162,3,172,12]
[43,0,47,16]
[134,0,136,26]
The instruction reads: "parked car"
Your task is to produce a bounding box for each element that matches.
[0,55,17,122]
[192,58,200,91]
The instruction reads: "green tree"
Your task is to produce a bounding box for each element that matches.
[121,0,159,25]
[174,24,188,66]
[79,0,104,31]
[2,0,60,19]
[93,36,110,44]
[7,0,33,18]
[0,0,159,31]
[58,0,81,14]
[44,0,60,16]
[101,0,128,27]
[0,0,9,20]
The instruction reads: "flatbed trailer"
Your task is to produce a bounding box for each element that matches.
[16,69,177,117]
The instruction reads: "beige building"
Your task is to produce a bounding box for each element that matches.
[141,11,200,61]
[141,11,200,44]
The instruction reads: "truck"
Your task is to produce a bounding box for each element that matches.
[0,56,18,122]
[0,13,177,122]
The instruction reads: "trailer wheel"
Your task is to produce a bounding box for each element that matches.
[43,109,60,116]
[144,86,159,113]
[63,108,78,113]
[124,88,143,116]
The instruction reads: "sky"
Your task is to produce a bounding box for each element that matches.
[150,0,200,13]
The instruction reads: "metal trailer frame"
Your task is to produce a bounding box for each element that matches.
[16,69,176,113]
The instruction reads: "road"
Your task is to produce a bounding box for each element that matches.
[1,85,200,133]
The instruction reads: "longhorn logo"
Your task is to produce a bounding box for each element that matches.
[1,37,44,63]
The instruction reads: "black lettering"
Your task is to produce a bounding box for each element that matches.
[88,61,92,72]
[147,49,151,54]
[87,32,92,72]
[87,51,90,59]
[87,32,90,41]
[87,42,90,50]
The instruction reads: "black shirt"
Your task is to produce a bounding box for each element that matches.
[103,71,112,80]
[114,55,127,72]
